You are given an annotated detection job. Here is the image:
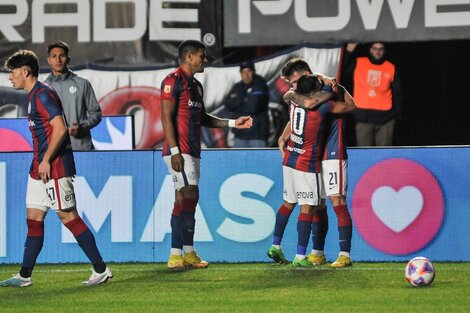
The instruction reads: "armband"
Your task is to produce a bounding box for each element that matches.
[228,119,236,128]
[170,146,180,155]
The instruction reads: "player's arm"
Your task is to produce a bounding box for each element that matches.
[283,90,332,110]
[38,115,68,183]
[314,73,338,92]
[278,122,291,158]
[201,110,253,129]
[331,85,357,113]
[161,99,184,172]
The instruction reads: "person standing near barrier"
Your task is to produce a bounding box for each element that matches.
[343,42,403,146]
[224,60,270,147]
[44,41,102,150]
[0,50,112,288]
[161,40,253,269]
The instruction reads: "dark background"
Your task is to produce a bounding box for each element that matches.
[224,40,470,147]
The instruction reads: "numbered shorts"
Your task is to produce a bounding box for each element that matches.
[321,159,348,197]
[283,166,322,206]
[26,175,76,212]
[163,154,200,190]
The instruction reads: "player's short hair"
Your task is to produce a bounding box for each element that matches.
[296,74,321,96]
[281,58,312,79]
[4,49,39,77]
[178,40,206,62]
[47,41,70,55]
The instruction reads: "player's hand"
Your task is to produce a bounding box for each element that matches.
[68,123,82,138]
[346,43,358,52]
[38,160,51,183]
[234,116,253,129]
[323,76,339,93]
[171,154,184,172]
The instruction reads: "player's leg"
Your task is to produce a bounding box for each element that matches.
[164,154,207,269]
[178,186,208,269]
[308,202,328,265]
[292,204,314,267]
[267,166,296,264]
[51,177,111,284]
[267,200,294,264]
[330,193,353,268]
[292,170,322,267]
[1,177,49,287]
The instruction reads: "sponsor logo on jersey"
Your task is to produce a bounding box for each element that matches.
[164,85,171,94]
[286,145,305,154]
[69,86,77,94]
[28,120,36,127]
[188,99,202,108]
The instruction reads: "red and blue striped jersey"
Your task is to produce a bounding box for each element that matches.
[27,81,76,179]
[161,67,205,158]
[322,114,348,160]
[283,99,333,173]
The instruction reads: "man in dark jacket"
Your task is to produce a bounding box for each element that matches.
[225,60,270,147]
[343,43,403,146]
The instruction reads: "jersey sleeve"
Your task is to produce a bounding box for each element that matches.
[38,90,63,122]
[161,74,181,103]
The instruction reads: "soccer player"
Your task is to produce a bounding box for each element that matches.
[276,75,356,267]
[161,40,252,269]
[0,50,112,288]
[267,58,335,265]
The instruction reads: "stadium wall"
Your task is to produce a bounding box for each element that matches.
[0,147,469,263]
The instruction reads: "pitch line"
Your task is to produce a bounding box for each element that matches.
[0,265,469,274]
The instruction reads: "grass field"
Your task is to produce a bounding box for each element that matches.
[1,262,469,312]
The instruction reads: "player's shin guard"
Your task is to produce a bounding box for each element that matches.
[181,198,197,246]
[65,216,106,273]
[311,208,328,251]
[273,204,293,245]
[20,219,44,278]
[297,213,312,257]
[170,203,184,250]
[333,204,352,253]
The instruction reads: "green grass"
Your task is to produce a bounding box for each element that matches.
[1,262,469,312]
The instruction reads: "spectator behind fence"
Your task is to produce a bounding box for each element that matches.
[343,43,403,146]
[44,41,102,151]
[224,60,270,148]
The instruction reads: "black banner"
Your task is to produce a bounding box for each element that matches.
[0,0,223,66]
[224,0,470,46]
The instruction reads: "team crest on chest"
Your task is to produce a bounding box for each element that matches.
[164,85,171,94]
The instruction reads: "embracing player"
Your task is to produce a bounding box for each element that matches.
[273,74,356,267]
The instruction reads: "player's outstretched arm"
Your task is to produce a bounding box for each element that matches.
[201,112,253,129]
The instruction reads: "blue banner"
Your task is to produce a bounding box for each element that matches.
[0,147,469,263]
